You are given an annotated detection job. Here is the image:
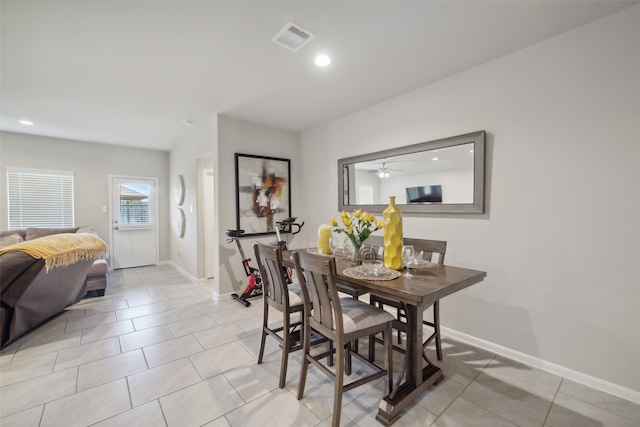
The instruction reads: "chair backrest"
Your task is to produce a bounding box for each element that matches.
[292,251,343,338]
[364,235,446,265]
[254,242,292,310]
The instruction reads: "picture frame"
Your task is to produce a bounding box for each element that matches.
[235,153,291,236]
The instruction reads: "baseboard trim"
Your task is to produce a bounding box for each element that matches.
[165,261,197,284]
[441,326,640,405]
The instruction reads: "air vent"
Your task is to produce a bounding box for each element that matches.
[272,22,315,52]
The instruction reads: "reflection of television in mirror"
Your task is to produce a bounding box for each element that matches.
[406,185,443,203]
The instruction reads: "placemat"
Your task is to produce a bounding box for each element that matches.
[343,266,401,281]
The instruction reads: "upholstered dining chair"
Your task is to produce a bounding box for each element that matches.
[293,250,394,427]
[254,242,305,388]
[367,236,447,361]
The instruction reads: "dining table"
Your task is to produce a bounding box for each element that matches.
[283,249,487,426]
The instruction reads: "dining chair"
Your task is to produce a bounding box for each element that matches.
[367,236,447,361]
[254,242,305,388]
[293,250,394,427]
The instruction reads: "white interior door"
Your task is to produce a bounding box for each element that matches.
[110,176,158,269]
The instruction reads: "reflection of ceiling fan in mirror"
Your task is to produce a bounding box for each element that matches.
[370,162,402,178]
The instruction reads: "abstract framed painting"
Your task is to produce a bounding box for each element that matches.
[235,153,291,236]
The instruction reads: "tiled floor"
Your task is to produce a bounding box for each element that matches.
[1,264,639,426]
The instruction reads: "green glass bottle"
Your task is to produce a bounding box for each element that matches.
[383,196,403,271]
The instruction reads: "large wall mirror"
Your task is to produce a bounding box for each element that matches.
[338,130,485,214]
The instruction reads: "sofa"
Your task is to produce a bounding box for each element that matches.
[0,226,108,348]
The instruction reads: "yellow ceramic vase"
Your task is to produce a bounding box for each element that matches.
[383,196,403,270]
[317,224,332,255]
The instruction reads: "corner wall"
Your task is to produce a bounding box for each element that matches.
[215,115,301,297]
[300,6,640,395]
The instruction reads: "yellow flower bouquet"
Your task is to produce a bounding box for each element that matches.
[330,209,384,262]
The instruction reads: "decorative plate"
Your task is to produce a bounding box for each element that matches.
[175,174,185,205]
[175,208,185,237]
[343,266,401,281]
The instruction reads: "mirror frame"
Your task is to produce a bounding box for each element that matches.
[338,130,485,214]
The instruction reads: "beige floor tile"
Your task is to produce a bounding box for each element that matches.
[414,377,466,416]
[156,296,198,312]
[0,367,78,417]
[233,316,262,335]
[288,363,373,423]
[461,371,552,427]
[160,375,245,427]
[126,293,168,308]
[224,387,321,427]
[424,338,495,386]
[115,303,160,321]
[481,355,562,400]
[558,379,640,423]
[128,358,201,407]
[0,405,44,427]
[236,330,281,359]
[92,400,167,427]
[83,299,129,316]
[54,337,121,372]
[174,301,224,320]
[65,311,117,333]
[223,360,281,402]
[119,324,175,352]
[193,323,248,350]
[546,391,639,427]
[12,330,82,361]
[131,311,180,330]
[162,287,198,300]
[0,351,57,386]
[342,380,395,426]
[40,378,131,427]
[143,334,205,367]
[202,416,232,427]
[77,348,148,391]
[432,397,516,427]
[81,319,135,344]
[190,342,255,379]
[168,313,217,337]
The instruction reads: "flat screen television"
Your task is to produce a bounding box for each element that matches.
[406,185,443,203]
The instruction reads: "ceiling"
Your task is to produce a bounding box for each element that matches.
[1,1,636,151]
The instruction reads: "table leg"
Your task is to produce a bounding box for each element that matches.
[376,303,444,426]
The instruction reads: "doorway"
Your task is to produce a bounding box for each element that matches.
[110,176,158,269]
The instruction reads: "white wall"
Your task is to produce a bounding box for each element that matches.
[215,115,302,297]
[0,131,171,263]
[300,6,640,397]
[168,118,217,280]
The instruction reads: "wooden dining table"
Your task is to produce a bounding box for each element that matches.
[283,249,487,426]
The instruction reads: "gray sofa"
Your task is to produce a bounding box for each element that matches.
[0,227,108,347]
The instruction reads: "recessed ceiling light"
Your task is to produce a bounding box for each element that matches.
[432,157,439,161]
[18,120,34,126]
[315,55,331,66]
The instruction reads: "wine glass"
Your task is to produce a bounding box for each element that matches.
[402,245,415,278]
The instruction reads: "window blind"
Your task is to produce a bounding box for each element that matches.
[7,168,75,230]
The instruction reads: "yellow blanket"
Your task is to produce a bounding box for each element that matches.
[0,232,108,271]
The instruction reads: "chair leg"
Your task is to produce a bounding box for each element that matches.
[368,332,376,362]
[345,341,352,376]
[279,313,290,388]
[332,341,345,427]
[297,321,311,400]
[257,304,269,364]
[434,301,442,361]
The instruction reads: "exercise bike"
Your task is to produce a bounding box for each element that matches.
[225,217,304,307]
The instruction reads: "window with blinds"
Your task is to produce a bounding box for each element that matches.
[6,168,75,230]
